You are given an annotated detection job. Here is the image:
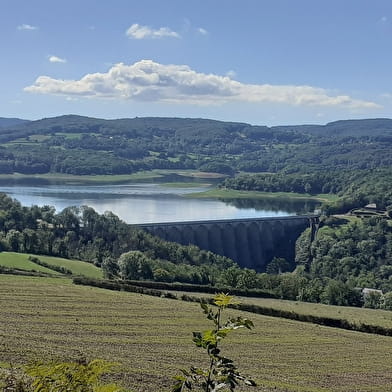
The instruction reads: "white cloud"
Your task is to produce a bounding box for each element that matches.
[24,59,381,110]
[197,27,208,35]
[17,24,38,31]
[380,16,387,23]
[126,24,180,39]
[48,55,67,63]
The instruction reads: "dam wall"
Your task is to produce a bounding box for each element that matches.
[137,216,317,271]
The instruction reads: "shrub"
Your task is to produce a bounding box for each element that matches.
[172,293,256,391]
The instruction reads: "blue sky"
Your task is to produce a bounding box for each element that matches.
[1,0,392,125]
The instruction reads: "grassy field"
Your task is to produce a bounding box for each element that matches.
[172,291,392,329]
[0,172,164,184]
[187,188,338,202]
[1,275,392,392]
[0,252,102,278]
[159,182,212,188]
[0,252,59,275]
[234,296,392,329]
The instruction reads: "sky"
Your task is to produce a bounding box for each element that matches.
[1,0,392,126]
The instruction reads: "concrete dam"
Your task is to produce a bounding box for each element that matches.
[137,215,318,272]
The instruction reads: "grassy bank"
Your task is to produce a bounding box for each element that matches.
[159,182,212,188]
[187,187,338,202]
[0,252,102,278]
[1,274,392,391]
[0,252,59,275]
[0,172,165,184]
[0,170,226,184]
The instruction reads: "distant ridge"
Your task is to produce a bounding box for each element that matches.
[1,114,392,137]
[0,117,30,128]
[272,118,392,137]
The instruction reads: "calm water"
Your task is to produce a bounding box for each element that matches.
[0,179,319,224]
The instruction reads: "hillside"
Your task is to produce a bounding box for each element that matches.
[0,115,392,177]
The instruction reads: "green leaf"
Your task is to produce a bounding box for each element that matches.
[213,293,237,308]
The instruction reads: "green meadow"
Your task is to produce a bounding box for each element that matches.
[0,252,102,278]
[187,188,338,202]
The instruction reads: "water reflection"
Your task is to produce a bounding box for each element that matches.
[221,197,320,214]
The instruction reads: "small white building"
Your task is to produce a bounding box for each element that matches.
[362,287,383,297]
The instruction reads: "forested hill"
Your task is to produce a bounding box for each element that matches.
[1,115,392,176]
[3,114,392,139]
[272,118,392,137]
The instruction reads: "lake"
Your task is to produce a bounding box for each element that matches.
[0,178,320,224]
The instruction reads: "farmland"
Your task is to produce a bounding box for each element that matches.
[178,291,392,330]
[1,275,392,392]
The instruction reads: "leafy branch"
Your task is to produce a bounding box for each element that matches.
[172,293,256,392]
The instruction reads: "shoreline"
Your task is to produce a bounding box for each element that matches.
[186,188,337,202]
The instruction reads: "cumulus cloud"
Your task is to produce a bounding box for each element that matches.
[24,60,380,109]
[48,55,67,63]
[197,27,208,35]
[17,24,38,31]
[126,24,180,39]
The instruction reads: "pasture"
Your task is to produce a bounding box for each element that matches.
[0,252,59,275]
[0,252,102,278]
[1,275,392,392]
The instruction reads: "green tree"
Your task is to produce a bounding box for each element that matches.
[5,229,22,252]
[118,251,154,280]
[101,257,119,279]
[266,257,290,275]
[153,267,174,282]
[320,280,361,306]
[380,292,392,310]
[363,291,382,309]
[219,266,242,288]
